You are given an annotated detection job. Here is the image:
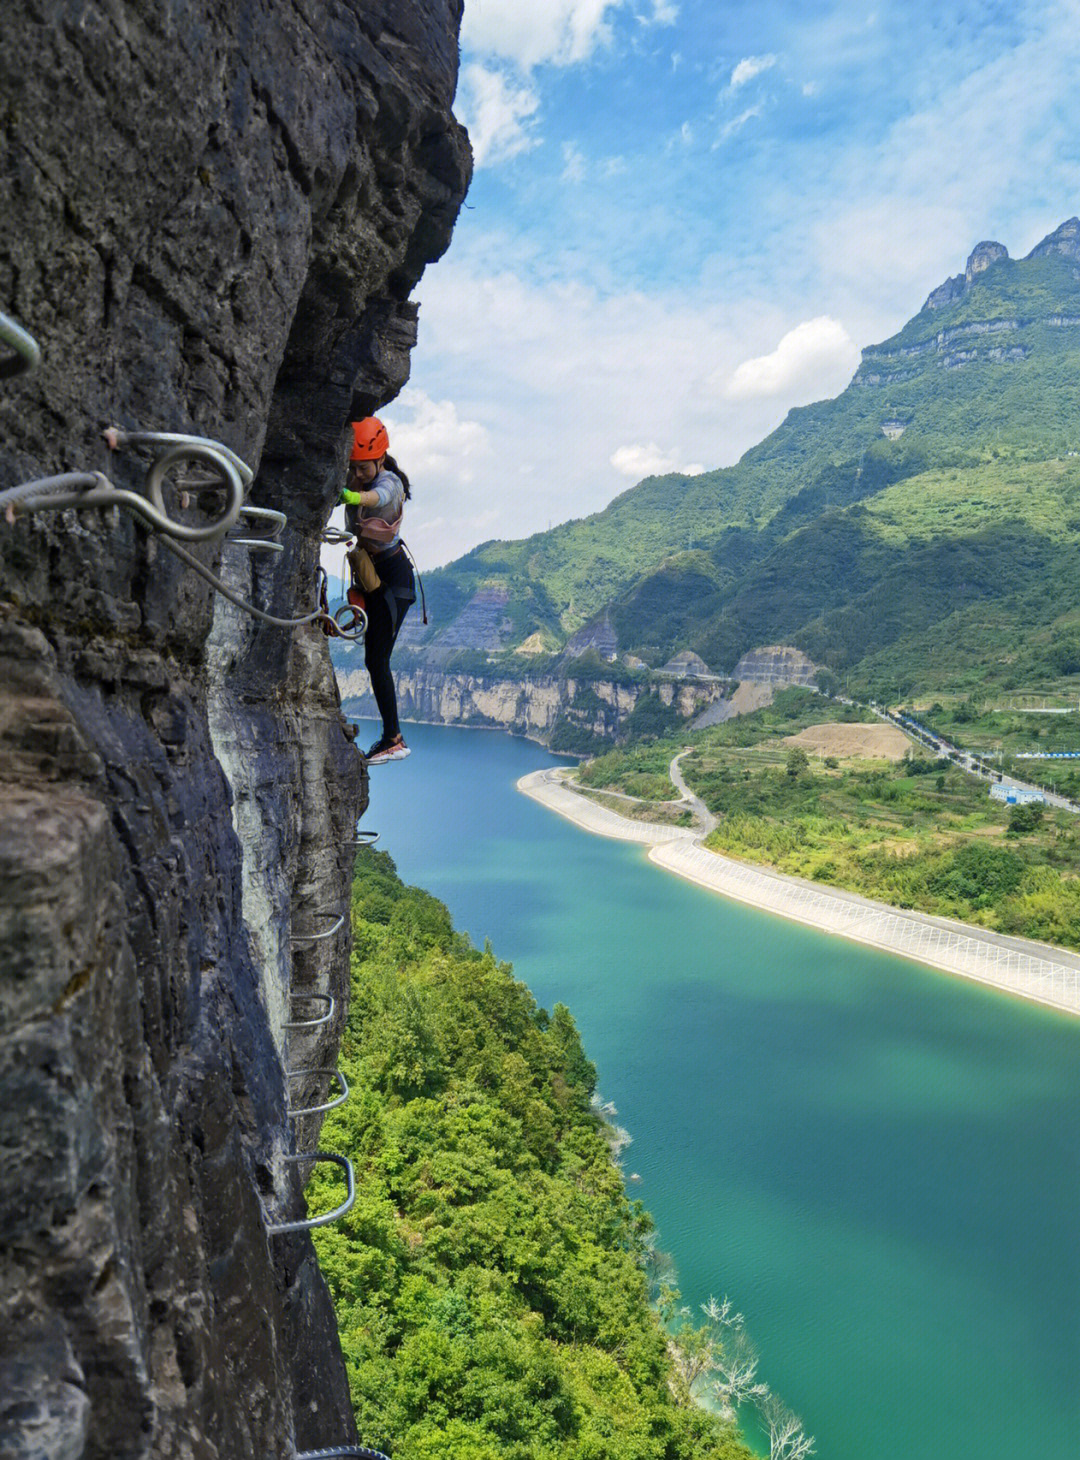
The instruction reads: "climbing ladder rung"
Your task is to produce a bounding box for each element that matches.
[266,1151,355,1235]
[295,1448,390,1459]
[322,526,355,545]
[283,993,335,1031]
[226,504,288,552]
[292,912,346,943]
[227,537,285,553]
[0,312,41,380]
[349,829,379,846]
[286,1068,350,1117]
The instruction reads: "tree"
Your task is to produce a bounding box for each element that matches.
[701,1293,744,1330]
[668,1320,721,1398]
[814,668,839,697]
[1007,801,1044,835]
[786,747,810,778]
[759,1394,815,1460]
[711,1330,768,1419]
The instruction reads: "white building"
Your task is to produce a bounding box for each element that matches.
[990,783,1046,806]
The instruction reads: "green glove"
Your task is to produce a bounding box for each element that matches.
[341,486,363,505]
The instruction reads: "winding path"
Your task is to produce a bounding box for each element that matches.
[668,750,717,835]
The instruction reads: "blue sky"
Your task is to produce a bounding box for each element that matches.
[330,0,1080,567]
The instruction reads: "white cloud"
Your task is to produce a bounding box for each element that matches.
[729,53,777,89]
[644,0,679,24]
[389,248,842,565]
[801,3,1080,325]
[611,443,705,477]
[459,64,540,167]
[461,0,626,71]
[562,142,587,181]
[381,389,490,481]
[717,105,762,143]
[723,316,859,401]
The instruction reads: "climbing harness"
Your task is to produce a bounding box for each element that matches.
[400,539,428,625]
[265,1151,356,1235]
[291,912,347,944]
[315,565,370,640]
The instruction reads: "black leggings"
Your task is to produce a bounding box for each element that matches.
[364,586,412,739]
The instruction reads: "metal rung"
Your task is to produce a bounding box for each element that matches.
[292,912,346,944]
[0,312,41,380]
[226,536,285,553]
[283,993,335,1030]
[236,505,287,532]
[349,829,379,846]
[295,1447,390,1459]
[266,1151,355,1235]
[295,1448,390,1460]
[226,505,287,551]
[322,526,355,545]
[286,1068,350,1117]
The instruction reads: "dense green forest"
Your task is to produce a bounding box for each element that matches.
[405,229,1080,704]
[307,850,762,1460]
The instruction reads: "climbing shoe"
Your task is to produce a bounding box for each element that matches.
[366,735,410,764]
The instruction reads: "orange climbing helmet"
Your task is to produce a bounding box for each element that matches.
[349,416,389,461]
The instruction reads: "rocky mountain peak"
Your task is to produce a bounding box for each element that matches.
[965,239,1009,282]
[1025,216,1080,264]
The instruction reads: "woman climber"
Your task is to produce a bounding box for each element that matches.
[341,415,416,764]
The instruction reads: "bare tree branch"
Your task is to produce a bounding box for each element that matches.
[759,1392,816,1460]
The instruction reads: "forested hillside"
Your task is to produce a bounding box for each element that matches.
[307,850,758,1460]
[411,221,1080,702]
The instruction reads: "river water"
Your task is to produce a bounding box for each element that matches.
[357,720,1080,1460]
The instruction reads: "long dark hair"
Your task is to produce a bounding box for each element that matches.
[384,452,411,499]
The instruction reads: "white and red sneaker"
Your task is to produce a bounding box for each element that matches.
[366,735,410,764]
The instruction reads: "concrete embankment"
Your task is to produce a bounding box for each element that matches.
[516,769,1080,1017]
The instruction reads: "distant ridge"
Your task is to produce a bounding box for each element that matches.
[369,220,1080,704]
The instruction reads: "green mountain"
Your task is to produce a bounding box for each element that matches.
[408,219,1080,700]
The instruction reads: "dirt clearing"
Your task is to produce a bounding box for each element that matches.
[783,721,913,760]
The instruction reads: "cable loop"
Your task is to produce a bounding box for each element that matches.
[0,403,363,637]
[331,602,368,639]
[1,434,245,542]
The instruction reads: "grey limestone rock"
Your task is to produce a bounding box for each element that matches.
[965,239,1008,282]
[0,3,471,1457]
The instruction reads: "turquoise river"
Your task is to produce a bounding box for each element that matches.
[357,720,1080,1459]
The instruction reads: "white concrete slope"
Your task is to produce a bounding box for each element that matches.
[517,766,1080,1017]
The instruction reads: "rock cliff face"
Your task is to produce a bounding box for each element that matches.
[731,645,820,688]
[336,666,724,743]
[858,221,1080,385]
[0,5,470,1458]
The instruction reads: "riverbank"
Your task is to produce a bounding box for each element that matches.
[517,767,1080,1016]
